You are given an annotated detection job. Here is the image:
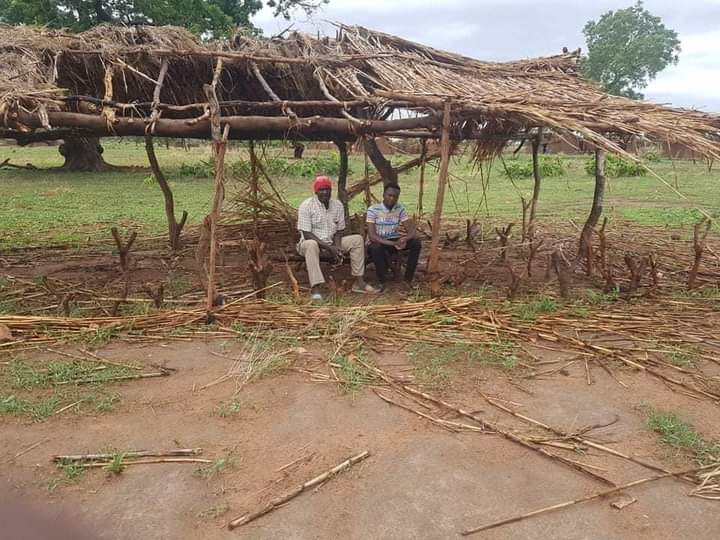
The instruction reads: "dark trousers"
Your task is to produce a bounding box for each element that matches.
[367,238,422,283]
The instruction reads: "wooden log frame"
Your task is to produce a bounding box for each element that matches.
[364,137,398,185]
[7,108,441,141]
[346,149,442,199]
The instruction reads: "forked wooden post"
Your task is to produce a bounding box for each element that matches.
[428,101,452,296]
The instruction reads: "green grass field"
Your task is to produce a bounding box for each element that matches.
[1,139,718,248]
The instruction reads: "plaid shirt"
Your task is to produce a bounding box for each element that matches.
[297,196,346,244]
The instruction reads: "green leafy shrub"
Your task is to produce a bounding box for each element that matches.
[585,154,647,177]
[502,156,566,179]
[177,155,353,180]
[178,159,214,178]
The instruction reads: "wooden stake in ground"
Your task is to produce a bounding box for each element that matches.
[335,139,350,227]
[428,100,452,296]
[461,463,717,536]
[227,450,370,530]
[578,148,606,267]
[110,226,137,316]
[688,217,712,289]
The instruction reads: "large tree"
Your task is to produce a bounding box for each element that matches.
[582,1,680,99]
[0,0,327,170]
[0,1,327,37]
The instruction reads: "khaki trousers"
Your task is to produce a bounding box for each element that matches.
[297,234,365,287]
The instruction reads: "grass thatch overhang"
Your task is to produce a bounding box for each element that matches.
[1,23,719,158]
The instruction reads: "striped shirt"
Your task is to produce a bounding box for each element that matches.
[366,203,409,240]
[297,196,346,244]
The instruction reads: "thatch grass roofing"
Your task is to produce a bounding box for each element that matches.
[1,23,719,158]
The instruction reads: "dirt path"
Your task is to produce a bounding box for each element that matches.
[2,339,719,539]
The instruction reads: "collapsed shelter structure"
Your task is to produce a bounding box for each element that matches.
[1,23,719,302]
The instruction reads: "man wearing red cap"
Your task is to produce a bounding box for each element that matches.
[297,176,379,300]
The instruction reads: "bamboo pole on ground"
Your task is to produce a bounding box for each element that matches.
[228,451,370,530]
[428,101,452,296]
[461,463,717,536]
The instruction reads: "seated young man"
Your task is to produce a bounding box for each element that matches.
[366,182,422,288]
[297,176,380,301]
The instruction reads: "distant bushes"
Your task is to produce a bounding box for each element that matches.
[502,156,566,179]
[584,154,647,177]
[177,155,352,179]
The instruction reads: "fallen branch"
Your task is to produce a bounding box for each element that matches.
[228,450,370,530]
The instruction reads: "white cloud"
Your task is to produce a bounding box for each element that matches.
[252,0,720,111]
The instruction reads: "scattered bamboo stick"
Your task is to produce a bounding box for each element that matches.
[54,448,203,462]
[13,440,45,460]
[53,370,169,385]
[461,463,718,536]
[228,450,370,530]
[397,385,615,486]
[81,457,211,468]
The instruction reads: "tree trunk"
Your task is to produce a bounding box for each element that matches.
[528,127,543,239]
[59,136,112,172]
[363,137,397,186]
[578,149,606,262]
[145,134,187,251]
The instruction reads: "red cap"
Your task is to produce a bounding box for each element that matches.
[313,176,332,192]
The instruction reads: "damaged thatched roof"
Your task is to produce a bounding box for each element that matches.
[1,23,719,158]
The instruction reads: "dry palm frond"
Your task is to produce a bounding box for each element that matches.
[0,23,718,160]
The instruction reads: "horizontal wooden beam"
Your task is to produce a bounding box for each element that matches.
[7,110,441,141]
[62,96,413,113]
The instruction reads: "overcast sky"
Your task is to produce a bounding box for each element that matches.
[252,0,720,111]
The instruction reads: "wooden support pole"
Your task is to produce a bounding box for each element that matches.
[335,140,350,226]
[249,140,259,233]
[363,144,372,208]
[417,139,427,216]
[205,60,228,312]
[428,101,452,296]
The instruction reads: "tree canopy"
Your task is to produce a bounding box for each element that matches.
[582,1,680,99]
[0,0,328,37]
